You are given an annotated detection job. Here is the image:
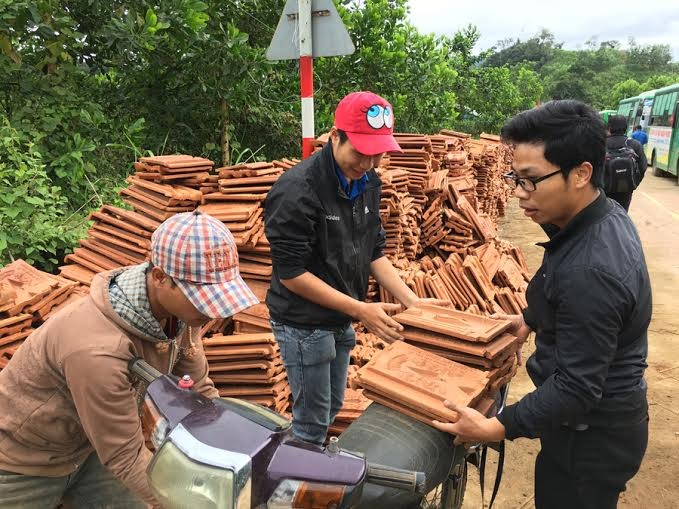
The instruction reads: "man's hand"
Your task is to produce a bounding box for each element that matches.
[354,302,404,341]
[405,297,452,309]
[432,400,505,445]
[490,312,531,365]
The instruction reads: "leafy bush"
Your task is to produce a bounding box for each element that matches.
[0,120,86,271]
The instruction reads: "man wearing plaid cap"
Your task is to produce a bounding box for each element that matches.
[0,211,258,508]
[265,91,448,446]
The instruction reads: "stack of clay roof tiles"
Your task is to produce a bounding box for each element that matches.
[377,243,528,316]
[391,305,519,389]
[231,278,271,334]
[352,341,500,425]
[328,388,372,438]
[383,134,436,259]
[60,204,160,285]
[58,155,211,285]
[375,167,412,261]
[198,159,298,283]
[363,131,527,316]
[202,332,290,413]
[464,133,513,218]
[133,155,214,187]
[197,278,288,410]
[0,260,87,371]
[4,134,522,423]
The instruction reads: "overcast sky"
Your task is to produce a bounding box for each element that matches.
[408,1,679,61]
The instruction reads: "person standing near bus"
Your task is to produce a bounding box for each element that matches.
[606,115,648,211]
[631,125,649,146]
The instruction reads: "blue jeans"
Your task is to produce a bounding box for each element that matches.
[271,321,356,445]
[0,452,145,508]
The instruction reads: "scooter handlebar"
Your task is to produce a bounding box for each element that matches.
[365,462,427,495]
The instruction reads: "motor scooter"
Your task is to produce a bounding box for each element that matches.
[130,358,427,509]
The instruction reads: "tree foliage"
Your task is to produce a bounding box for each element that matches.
[0,120,84,270]
[483,29,678,109]
[4,2,674,269]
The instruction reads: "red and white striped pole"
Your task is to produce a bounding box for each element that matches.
[298,0,314,159]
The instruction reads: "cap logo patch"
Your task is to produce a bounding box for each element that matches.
[365,104,393,129]
[203,245,237,273]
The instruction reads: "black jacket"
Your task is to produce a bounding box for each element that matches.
[498,192,651,439]
[607,134,648,183]
[264,143,385,328]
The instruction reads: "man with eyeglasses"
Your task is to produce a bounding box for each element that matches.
[433,100,651,509]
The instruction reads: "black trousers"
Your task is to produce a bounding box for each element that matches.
[534,418,648,509]
[608,192,633,211]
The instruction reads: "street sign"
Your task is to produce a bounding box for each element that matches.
[266,0,355,60]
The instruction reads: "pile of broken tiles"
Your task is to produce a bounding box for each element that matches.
[0,260,87,371]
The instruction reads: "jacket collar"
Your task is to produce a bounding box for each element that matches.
[537,190,612,251]
[320,142,380,199]
[90,266,184,344]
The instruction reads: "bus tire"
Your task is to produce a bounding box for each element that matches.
[653,166,665,177]
[651,152,667,177]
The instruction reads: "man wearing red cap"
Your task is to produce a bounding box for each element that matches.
[265,91,447,445]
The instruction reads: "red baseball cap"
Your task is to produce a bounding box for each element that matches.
[334,91,402,156]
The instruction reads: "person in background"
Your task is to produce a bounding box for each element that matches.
[631,124,648,146]
[605,115,648,211]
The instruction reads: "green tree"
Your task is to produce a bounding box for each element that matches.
[314,0,459,133]
[0,120,84,270]
[448,26,543,133]
[483,29,562,72]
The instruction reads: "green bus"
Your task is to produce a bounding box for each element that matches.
[616,90,656,135]
[616,95,639,130]
[599,109,617,124]
[647,83,679,178]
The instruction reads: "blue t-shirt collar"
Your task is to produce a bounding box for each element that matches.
[334,163,368,201]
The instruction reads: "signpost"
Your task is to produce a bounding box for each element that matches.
[266,0,355,159]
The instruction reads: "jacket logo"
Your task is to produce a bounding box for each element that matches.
[365,206,370,214]
[325,214,340,221]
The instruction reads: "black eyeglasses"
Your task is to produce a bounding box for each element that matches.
[502,169,562,192]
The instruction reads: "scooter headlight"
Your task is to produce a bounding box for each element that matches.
[148,424,251,509]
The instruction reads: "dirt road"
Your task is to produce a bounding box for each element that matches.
[462,173,679,509]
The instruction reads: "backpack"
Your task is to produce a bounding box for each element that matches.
[603,139,641,194]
